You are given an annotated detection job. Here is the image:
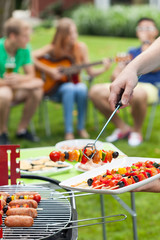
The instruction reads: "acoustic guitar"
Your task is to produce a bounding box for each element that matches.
[35,54,132,95]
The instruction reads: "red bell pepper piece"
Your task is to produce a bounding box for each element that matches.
[121,178,128,186]
[145,168,152,176]
[106,169,112,175]
[137,173,145,181]
[145,161,154,168]
[141,171,148,179]
[81,149,88,164]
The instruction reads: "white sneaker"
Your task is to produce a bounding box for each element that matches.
[128,132,143,147]
[106,128,130,143]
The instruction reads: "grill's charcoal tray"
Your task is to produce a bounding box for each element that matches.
[0,185,72,240]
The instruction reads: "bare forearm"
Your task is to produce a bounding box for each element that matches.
[87,66,107,78]
[129,37,160,76]
[18,73,35,82]
[133,179,160,193]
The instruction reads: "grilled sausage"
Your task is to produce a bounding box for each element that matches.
[9,199,38,208]
[15,192,38,197]
[5,215,34,227]
[6,207,37,218]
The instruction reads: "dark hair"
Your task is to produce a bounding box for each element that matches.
[137,17,157,27]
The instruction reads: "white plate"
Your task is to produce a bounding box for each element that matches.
[20,156,73,175]
[55,139,104,151]
[75,162,104,172]
[74,142,126,172]
[75,154,127,172]
[60,157,160,195]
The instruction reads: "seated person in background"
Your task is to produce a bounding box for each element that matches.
[0,18,43,145]
[33,18,112,140]
[89,17,159,147]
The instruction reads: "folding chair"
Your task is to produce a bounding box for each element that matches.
[10,101,36,135]
[145,84,160,140]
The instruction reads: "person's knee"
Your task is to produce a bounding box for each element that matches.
[0,87,13,103]
[76,84,88,98]
[60,83,75,100]
[89,84,109,102]
[132,89,147,105]
[88,85,99,101]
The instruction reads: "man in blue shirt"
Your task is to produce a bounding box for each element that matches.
[89,17,159,146]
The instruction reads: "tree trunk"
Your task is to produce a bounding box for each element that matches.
[0,0,16,37]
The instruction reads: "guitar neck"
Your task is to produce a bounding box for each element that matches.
[61,60,103,75]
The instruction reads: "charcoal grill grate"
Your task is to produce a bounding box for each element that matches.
[0,185,72,240]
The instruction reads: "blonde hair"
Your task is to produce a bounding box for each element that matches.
[4,18,30,37]
[52,18,82,63]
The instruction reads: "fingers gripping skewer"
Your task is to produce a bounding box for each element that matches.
[83,89,124,161]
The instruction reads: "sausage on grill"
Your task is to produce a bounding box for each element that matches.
[5,215,34,227]
[9,199,38,208]
[15,192,38,197]
[6,207,37,218]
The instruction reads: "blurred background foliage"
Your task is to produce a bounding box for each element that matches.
[70,4,160,37]
[38,3,160,38]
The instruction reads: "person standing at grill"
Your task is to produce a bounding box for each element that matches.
[89,17,160,146]
[0,18,43,145]
[33,17,112,140]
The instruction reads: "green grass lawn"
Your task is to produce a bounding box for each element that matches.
[9,28,160,240]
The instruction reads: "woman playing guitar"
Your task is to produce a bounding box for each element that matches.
[33,18,111,140]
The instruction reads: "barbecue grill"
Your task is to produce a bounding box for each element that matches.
[0,145,127,240]
[0,175,127,240]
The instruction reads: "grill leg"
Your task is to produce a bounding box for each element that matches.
[100,195,107,240]
[131,192,138,240]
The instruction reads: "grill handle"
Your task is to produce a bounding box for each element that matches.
[20,174,61,186]
[46,213,127,231]
[20,175,71,191]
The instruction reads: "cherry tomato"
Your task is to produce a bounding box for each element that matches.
[33,194,41,203]
[81,155,88,164]
[49,151,60,162]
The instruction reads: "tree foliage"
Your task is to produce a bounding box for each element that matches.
[0,0,16,37]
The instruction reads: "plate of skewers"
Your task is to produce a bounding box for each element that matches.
[55,139,104,151]
[60,157,160,194]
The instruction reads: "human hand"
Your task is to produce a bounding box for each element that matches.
[132,178,160,193]
[49,68,63,80]
[4,73,23,87]
[102,58,112,71]
[109,66,138,111]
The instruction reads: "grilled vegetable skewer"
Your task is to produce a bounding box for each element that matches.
[49,149,119,164]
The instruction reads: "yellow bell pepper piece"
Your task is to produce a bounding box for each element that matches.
[118,168,127,175]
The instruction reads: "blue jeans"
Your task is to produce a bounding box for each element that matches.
[50,82,88,133]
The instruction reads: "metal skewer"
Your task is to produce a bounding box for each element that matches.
[83,89,124,161]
